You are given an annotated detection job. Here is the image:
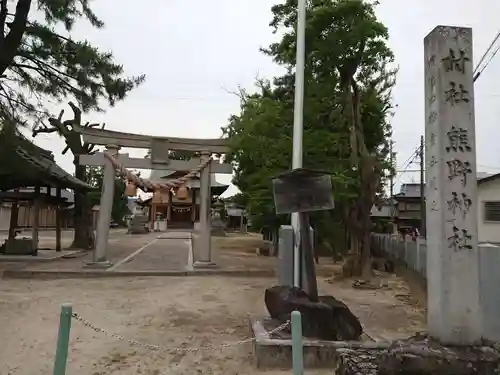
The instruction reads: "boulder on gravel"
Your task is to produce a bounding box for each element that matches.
[264,285,362,341]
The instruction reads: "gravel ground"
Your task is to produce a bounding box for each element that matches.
[0,275,424,375]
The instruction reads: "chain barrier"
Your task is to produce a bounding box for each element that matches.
[71,312,289,353]
[103,151,212,192]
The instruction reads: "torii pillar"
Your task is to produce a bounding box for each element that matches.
[86,144,120,268]
[193,151,216,268]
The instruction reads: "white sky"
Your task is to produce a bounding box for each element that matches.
[26,0,500,197]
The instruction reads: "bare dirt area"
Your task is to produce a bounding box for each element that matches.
[212,232,342,276]
[0,275,424,375]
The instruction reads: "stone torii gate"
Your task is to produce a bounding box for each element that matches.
[72,125,232,269]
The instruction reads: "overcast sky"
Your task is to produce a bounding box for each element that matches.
[29,0,500,197]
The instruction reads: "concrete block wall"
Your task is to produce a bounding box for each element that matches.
[372,233,500,342]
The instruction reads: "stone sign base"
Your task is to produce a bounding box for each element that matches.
[250,317,377,369]
[336,335,500,375]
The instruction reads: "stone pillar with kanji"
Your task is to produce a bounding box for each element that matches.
[424,26,482,344]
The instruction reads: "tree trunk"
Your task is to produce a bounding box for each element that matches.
[360,225,372,279]
[351,235,362,276]
[70,162,95,250]
[273,227,279,257]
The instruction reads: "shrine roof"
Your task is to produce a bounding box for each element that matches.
[0,129,91,191]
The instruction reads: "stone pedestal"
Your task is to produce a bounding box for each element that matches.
[1,239,36,256]
[193,260,217,268]
[251,317,339,369]
[424,26,482,344]
[127,214,150,234]
[211,213,226,237]
[277,225,314,294]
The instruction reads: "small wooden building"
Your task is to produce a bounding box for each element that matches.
[139,170,229,229]
[0,188,75,229]
[0,128,91,251]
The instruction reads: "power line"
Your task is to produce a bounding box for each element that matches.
[397,147,419,170]
[473,30,500,82]
[474,30,500,75]
[393,146,420,188]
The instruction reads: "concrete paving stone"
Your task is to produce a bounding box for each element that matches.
[113,237,189,271]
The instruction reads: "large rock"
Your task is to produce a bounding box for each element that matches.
[265,285,362,341]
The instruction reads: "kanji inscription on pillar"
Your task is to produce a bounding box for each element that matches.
[424,26,481,345]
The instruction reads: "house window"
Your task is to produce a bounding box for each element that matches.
[484,201,500,222]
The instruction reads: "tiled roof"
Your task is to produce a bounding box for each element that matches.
[0,129,91,190]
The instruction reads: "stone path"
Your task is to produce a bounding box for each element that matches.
[109,233,191,271]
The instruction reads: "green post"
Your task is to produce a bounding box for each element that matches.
[291,310,303,375]
[53,304,73,375]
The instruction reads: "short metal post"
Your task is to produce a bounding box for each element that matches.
[53,304,73,375]
[291,310,303,375]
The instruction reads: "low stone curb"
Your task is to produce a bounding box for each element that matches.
[1,268,276,280]
[0,250,85,263]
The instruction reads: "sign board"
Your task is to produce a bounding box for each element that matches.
[150,138,170,165]
[272,168,335,215]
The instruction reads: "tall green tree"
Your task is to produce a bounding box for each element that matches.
[0,1,145,248]
[223,0,396,276]
[0,0,144,124]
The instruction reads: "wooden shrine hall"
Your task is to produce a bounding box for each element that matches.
[0,128,91,254]
[138,169,229,230]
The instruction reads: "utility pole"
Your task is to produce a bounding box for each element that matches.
[419,135,426,238]
[291,0,307,287]
[389,141,395,232]
[389,141,394,198]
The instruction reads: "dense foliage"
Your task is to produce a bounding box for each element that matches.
[222,0,396,268]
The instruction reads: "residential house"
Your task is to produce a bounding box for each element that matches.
[392,172,500,243]
[370,198,396,233]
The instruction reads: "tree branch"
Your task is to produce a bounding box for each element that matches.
[32,121,58,137]
[66,101,81,125]
[0,0,8,40]
[0,0,32,75]
[12,58,86,99]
